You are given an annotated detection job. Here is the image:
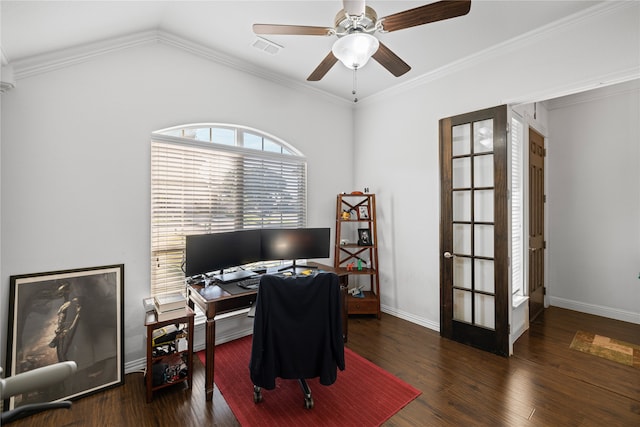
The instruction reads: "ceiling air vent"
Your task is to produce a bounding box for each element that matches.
[251,37,282,55]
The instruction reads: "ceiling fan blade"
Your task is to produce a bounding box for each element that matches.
[343,0,366,16]
[253,24,333,36]
[307,51,339,81]
[372,42,411,77]
[380,0,471,33]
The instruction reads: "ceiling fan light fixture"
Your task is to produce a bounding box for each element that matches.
[331,32,379,70]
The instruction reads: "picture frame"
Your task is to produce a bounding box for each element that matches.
[5,264,124,410]
[357,205,370,220]
[358,228,373,246]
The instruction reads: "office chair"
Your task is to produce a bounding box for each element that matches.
[249,272,345,409]
[0,361,77,424]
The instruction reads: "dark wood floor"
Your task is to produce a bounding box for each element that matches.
[9,306,640,426]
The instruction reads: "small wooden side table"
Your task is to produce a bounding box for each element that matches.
[144,307,194,403]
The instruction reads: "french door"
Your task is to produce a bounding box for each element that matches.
[439,105,509,356]
[528,127,545,320]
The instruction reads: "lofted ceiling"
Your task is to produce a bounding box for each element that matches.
[1,1,603,101]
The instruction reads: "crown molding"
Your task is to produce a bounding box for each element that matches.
[358,1,638,106]
[542,77,640,111]
[11,30,160,80]
[0,82,15,93]
[503,68,639,108]
[0,64,16,93]
[0,46,15,92]
[6,1,634,108]
[9,29,351,108]
[154,32,351,107]
[1,47,9,66]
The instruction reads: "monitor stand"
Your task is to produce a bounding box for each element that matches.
[214,269,257,283]
[277,260,319,274]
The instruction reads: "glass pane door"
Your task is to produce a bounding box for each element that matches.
[451,120,496,330]
[440,105,509,356]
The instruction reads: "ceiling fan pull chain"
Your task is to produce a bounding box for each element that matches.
[352,67,358,103]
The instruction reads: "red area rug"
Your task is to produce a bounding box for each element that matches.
[197,335,421,426]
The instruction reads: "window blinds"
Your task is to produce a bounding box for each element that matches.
[510,117,524,296]
[150,136,307,296]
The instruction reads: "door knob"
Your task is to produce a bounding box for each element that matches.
[444,252,454,259]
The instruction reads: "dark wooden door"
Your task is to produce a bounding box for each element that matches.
[528,128,545,320]
[439,105,510,356]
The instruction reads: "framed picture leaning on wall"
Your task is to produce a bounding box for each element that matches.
[5,264,124,410]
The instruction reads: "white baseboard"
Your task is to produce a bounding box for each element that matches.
[126,298,637,374]
[510,322,528,351]
[125,359,147,374]
[125,311,254,374]
[381,304,440,332]
[549,296,640,325]
[127,305,437,373]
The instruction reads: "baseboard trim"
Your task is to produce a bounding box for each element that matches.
[381,304,440,332]
[549,296,640,325]
[125,314,253,374]
[126,298,636,373]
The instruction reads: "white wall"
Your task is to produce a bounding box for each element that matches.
[353,2,639,328]
[0,41,354,368]
[1,1,639,372]
[546,80,640,322]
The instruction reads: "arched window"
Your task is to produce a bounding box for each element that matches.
[150,124,307,295]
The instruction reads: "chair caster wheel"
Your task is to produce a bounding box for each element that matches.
[304,396,314,409]
[253,385,263,403]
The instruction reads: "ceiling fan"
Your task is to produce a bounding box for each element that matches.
[253,0,472,82]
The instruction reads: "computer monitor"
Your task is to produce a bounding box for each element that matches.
[261,228,330,270]
[186,227,331,280]
[185,229,262,279]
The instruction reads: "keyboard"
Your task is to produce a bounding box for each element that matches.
[237,276,261,290]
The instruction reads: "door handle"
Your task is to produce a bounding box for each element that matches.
[444,252,454,259]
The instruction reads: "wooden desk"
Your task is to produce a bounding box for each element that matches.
[187,263,348,401]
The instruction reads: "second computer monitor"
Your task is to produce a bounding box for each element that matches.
[260,228,330,262]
